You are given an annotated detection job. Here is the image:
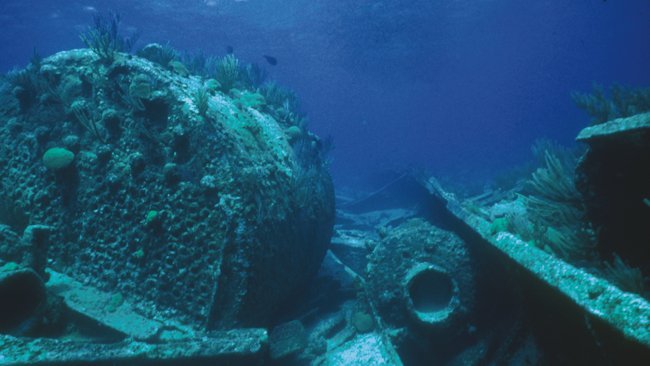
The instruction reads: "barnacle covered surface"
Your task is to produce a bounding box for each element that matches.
[0,48,335,329]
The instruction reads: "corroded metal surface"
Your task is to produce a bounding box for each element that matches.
[577,112,650,141]
[422,178,650,349]
[0,328,268,365]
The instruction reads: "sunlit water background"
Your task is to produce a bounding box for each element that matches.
[1,0,649,191]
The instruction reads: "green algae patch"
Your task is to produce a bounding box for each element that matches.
[489,217,509,235]
[42,147,75,170]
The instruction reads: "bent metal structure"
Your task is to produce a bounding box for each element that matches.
[0,47,649,364]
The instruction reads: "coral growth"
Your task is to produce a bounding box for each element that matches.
[602,255,648,297]
[79,12,139,63]
[0,42,333,329]
[483,140,596,262]
[572,84,650,125]
[510,141,594,261]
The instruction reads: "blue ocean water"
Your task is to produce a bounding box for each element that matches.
[1,0,649,190]
[1,2,650,364]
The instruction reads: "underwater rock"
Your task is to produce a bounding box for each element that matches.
[350,310,374,333]
[0,49,334,330]
[366,218,476,356]
[0,264,46,335]
[268,320,307,360]
[321,333,399,366]
[576,112,650,270]
[137,43,173,67]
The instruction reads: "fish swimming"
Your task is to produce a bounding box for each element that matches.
[263,55,277,65]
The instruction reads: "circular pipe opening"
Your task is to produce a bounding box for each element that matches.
[405,266,457,326]
[408,269,453,313]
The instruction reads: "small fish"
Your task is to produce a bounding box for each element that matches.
[226,45,234,54]
[263,55,277,66]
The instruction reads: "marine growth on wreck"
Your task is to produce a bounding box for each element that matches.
[1,4,649,366]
